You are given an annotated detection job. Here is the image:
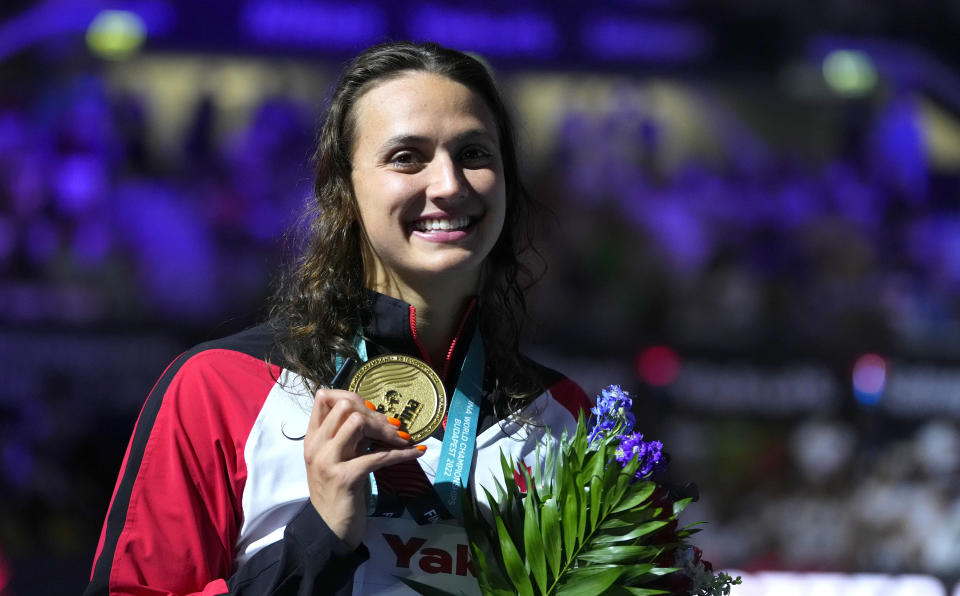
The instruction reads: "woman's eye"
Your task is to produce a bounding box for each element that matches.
[460,146,493,164]
[389,151,420,167]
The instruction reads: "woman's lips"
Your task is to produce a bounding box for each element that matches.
[412,229,472,242]
[408,215,479,243]
[409,215,474,232]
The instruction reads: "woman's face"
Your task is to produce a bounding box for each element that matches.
[350,71,506,294]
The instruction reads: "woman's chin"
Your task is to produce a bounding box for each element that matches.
[402,258,486,289]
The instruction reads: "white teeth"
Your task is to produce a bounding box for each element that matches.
[412,216,472,232]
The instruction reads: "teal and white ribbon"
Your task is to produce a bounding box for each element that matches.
[340,329,484,520]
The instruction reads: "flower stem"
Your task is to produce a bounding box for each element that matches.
[544,477,615,595]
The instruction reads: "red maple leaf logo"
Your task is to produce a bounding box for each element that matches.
[513,463,533,494]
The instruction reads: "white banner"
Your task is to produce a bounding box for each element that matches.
[726,571,948,596]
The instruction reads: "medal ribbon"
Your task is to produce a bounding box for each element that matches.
[335,326,484,522]
[431,330,483,518]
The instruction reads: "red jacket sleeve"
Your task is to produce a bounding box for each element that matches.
[85,345,370,596]
[85,348,277,594]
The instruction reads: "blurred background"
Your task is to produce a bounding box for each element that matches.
[1,0,960,593]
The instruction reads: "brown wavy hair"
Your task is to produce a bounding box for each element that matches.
[269,41,543,409]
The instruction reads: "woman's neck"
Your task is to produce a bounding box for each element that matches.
[369,273,476,366]
[411,295,469,366]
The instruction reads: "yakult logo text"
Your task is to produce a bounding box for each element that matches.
[383,533,475,577]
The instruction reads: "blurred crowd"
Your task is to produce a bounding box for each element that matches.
[534,89,960,358]
[536,87,960,582]
[0,72,313,328]
[653,410,960,579]
[1,61,959,590]
[4,67,960,355]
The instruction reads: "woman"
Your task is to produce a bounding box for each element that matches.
[85,41,589,595]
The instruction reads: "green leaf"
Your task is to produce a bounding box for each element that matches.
[497,453,525,539]
[541,497,562,577]
[461,487,493,549]
[611,563,654,581]
[554,444,566,501]
[589,474,603,532]
[598,518,634,530]
[574,447,594,540]
[481,486,506,531]
[561,467,579,559]
[533,438,544,483]
[672,497,692,516]
[500,449,523,532]
[522,457,542,510]
[523,485,548,594]
[599,458,624,516]
[577,484,588,544]
[591,520,669,545]
[493,474,508,505]
[495,516,534,596]
[543,433,559,495]
[647,566,681,576]
[619,563,680,584]
[461,484,512,593]
[573,416,588,466]
[397,577,462,596]
[577,544,661,564]
[675,526,701,540]
[500,452,519,500]
[468,535,514,593]
[555,566,626,595]
[479,590,516,596]
[604,587,670,595]
[606,466,635,513]
[611,482,656,514]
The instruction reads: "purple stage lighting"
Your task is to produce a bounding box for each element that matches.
[241,0,386,49]
[408,6,558,57]
[582,16,708,62]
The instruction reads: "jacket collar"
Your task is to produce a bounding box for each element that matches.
[360,290,479,383]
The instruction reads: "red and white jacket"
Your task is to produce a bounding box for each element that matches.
[85,292,590,595]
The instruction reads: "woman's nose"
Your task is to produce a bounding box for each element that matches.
[426,154,466,202]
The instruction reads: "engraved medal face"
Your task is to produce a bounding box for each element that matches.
[348,355,446,443]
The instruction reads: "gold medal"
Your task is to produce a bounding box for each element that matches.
[348,355,446,443]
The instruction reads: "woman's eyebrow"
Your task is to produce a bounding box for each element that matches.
[379,129,496,152]
[453,129,495,143]
[380,134,430,150]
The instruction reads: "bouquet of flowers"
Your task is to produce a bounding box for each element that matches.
[406,385,741,596]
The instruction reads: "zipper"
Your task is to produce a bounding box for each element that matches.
[408,299,479,431]
[441,298,477,381]
[407,298,478,381]
[408,305,432,366]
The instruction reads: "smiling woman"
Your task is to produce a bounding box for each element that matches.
[84,41,591,596]
[350,71,507,351]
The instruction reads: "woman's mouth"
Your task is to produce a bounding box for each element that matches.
[409,215,479,243]
[409,216,475,233]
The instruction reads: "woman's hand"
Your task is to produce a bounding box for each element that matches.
[304,388,425,549]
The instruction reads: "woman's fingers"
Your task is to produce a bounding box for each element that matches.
[345,444,427,478]
[310,388,411,456]
[303,387,427,548]
[309,388,356,429]
[326,408,411,463]
[327,396,409,447]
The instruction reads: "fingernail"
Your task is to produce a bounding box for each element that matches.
[364,400,376,411]
[397,430,411,441]
[415,445,427,452]
[387,417,402,427]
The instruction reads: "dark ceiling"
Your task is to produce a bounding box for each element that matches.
[3,0,960,74]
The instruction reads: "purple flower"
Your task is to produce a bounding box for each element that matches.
[593,385,633,418]
[588,385,636,442]
[615,432,665,478]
